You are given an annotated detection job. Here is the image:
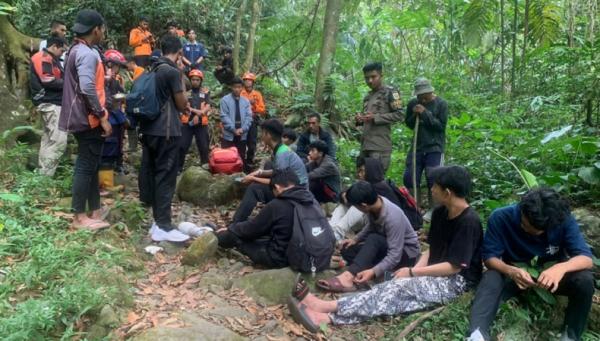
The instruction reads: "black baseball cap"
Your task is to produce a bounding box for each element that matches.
[72,9,105,34]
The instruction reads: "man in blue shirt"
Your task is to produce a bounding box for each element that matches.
[468,188,594,341]
[220,77,253,172]
[182,29,207,71]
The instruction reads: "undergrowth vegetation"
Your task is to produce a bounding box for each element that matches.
[0,157,143,340]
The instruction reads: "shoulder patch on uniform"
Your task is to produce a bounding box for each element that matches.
[392,91,400,100]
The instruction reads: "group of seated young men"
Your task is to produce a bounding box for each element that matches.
[215,151,595,339]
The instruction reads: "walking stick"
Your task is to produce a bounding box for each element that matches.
[412,116,420,207]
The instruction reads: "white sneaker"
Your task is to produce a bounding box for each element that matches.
[149,222,158,235]
[466,329,485,341]
[151,225,190,242]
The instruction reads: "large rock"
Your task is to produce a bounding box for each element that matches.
[176,167,244,207]
[573,208,600,253]
[232,267,338,305]
[133,312,246,341]
[181,233,218,266]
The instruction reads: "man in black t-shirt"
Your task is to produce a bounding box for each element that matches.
[286,165,483,329]
[138,35,191,243]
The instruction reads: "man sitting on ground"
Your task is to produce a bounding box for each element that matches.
[296,112,336,161]
[216,169,312,268]
[330,157,421,241]
[317,181,420,293]
[233,119,308,223]
[306,140,340,203]
[467,188,594,341]
[287,166,483,332]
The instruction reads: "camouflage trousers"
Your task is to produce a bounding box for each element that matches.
[38,103,68,176]
[330,274,467,325]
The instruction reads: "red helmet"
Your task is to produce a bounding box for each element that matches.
[104,49,126,65]
[188,69,204,79]
[242,72,256,81]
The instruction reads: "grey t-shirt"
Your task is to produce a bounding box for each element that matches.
[355,196,420,277]
[273,144,308,185]
[139,58,183,137]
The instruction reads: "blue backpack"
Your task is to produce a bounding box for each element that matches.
[125,64,168,121]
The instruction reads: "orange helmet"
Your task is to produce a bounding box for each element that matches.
[188,69,204,79]
[242,72,256,81]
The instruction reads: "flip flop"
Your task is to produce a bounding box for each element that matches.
[292,273,310,301]
[72,220,110,231]
[287,296,320,333]
[316,276,357,293]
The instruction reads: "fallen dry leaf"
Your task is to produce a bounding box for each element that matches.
[127,311,141,324]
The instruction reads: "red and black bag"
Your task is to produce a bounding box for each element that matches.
[387,180,423,230]
[209,147,243,174]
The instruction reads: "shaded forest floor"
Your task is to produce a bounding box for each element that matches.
[0,141,599,340]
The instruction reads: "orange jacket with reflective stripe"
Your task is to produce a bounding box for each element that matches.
[240,88,266,118]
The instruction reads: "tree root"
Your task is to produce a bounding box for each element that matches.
[397,306,445,339]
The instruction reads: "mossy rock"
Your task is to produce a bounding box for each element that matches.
[176,166,244,207]
[573,208,600,253]
[231,267,335,305]
[181,233,218,266]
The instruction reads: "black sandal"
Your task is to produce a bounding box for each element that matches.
[292,273,310,301]
[287,296,320,333]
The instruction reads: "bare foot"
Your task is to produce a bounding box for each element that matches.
[303,305,332,326]
[89,207,108,220]
[73,214,109,230]
[302,293,338,313]
[336,271,355,288]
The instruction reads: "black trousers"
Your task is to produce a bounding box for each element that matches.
[468,269,595,340]
[72,128,104,214]
[222,136,249,173]
[139,135,180,230]
[342,233,416,275]
[232,182,274,223]
[179,123,210,170]
[134,55,151,68]
[309,178,336,203]
[245,117,260,166]
[217,231,286,268]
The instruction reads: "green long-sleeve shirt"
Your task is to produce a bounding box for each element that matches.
[405,96,448,154]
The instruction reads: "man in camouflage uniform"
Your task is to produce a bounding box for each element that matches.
[356,62,404,173]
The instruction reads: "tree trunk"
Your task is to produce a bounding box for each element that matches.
[0,16,40,131]
[314,0,343,112]
[567,0,577,48]
[520,0,529,75]
[510,0,518,96]
[500,0,505,93]
[233,0,248,76]
[242,0,260,73]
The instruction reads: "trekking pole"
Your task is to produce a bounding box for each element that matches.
[412,116,420,208]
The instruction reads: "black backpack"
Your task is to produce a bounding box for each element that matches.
[287,200,336,273]
[387,179,423,230]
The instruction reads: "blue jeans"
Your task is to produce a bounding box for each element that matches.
[403,151,442,191]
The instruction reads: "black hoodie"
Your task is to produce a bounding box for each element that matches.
[363,157,403,208]
[228,186,314,267]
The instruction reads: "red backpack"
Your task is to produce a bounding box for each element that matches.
[209,147,243,174]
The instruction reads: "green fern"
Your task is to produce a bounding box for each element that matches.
[529,0,561,47]
[462,0,495,46]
